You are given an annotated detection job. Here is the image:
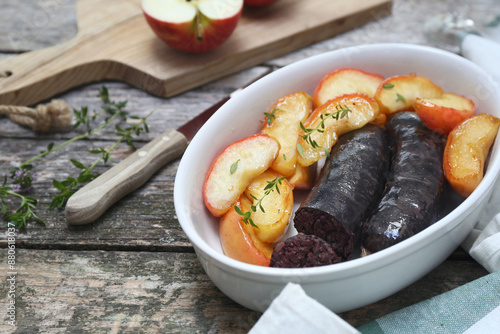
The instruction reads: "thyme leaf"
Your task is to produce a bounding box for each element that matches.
[264,108,286,125]
[230,159,240,175]
[297,104,352,157]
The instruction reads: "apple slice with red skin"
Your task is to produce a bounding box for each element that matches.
[219,170,293,266]
[204,134,280,217]
[444,113,500,198]
[219,198,272,266]
[375,74,444,114]
[142,0,243,53]
[313,68,384,108]
[297,93,380,167]
[414,93,475,135]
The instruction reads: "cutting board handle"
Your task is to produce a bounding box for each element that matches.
[0,0,146,107]
[0,42,87,106]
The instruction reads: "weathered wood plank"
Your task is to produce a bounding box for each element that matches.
[0,249,488,333]
[0,0,78,53]
[0,249,259,333]
[0,67,271,250]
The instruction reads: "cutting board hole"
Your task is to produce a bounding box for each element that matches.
[0,70,12,78]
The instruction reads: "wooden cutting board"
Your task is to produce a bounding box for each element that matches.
[0,0,392,106]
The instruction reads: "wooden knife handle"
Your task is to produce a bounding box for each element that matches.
[65,129,188,225]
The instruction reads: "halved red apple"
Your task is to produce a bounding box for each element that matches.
[142,0,243,53]
[313,68,384,108]
[203,134,279,217]
[414,93,475,135]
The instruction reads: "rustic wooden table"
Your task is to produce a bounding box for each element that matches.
[0,0,496,332]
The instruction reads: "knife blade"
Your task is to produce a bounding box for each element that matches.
[65,72,269,225]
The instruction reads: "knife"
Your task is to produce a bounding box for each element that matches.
[65,72,270,225]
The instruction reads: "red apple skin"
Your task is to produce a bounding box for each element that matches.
[414,93,475,135]
[244,0,278,6]
[203,134,280,217]
[143,7,242,53]
[219,202,271,266]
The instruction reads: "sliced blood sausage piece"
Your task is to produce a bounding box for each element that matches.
[361,112,445,255]
[270,234,341,268]
[294,124,390,260]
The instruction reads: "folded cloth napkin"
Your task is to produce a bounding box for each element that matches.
[461,175,500,272]
[251,272,500,334]
[248,283,360,334]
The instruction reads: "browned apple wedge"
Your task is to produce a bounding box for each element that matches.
[414,93,475,135]
[375,74,444,114]
[219,198,273,266]
[313,68,384,108]
[260,91,312,178]
[288,163,317,190]
[297,93,380,166]
[242,169,294,243]
[203,134,279,217]
[444,113,500,198]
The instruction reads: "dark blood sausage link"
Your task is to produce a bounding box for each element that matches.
[361,112,445,255]
[270,234,342,268]
[294,124,390,261]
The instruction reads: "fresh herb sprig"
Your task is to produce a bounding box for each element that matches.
[1,177,44,228]
[1,86,152,229]
[297,104,351,158]
[20,87,129,168]
[49,111,152,209]
[264,108,285,125]
[234,176,286,229]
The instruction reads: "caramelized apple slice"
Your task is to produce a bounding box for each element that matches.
[297,93,380,166]
[288,163,317,190]
[375,74,443,114]
[415,93,475,135]
[444,113,500,198]
[261,92,312,177]
[219,198,272,266]
[203,134,279,217]
[313,68,384,108]
[243,170,293,243]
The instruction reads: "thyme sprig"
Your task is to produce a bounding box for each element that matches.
[49,111,152,209]
[234,176,286,229]
[297,104,352,158]
[1,177,44,228]
[264,108,285,125]
[1,86,152,229]
[20,87,129,168]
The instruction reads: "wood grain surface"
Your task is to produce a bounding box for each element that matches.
[0,0,497,332]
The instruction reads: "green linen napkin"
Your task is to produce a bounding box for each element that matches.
[357,270,500,334]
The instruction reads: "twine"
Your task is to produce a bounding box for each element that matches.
[0,99,73,132]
